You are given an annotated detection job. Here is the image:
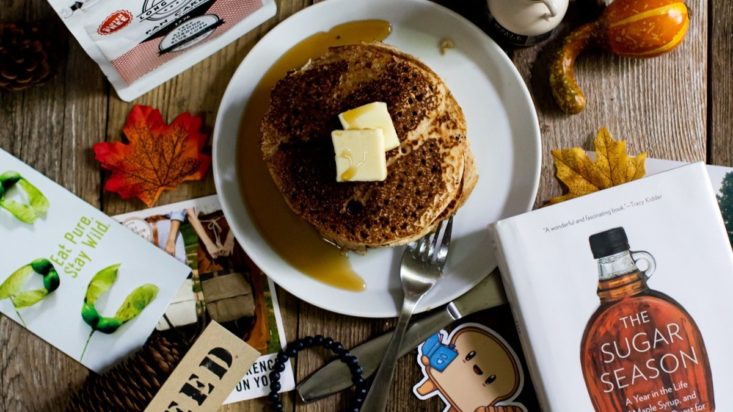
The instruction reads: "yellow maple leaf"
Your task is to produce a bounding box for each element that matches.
[548,128,647,204]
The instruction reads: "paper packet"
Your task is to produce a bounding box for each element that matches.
[47,0,276,101]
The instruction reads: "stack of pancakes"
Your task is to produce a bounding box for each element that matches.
[261,43,477,251]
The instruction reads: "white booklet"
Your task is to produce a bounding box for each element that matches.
[114,195,295,403]
[493,163,733,411]
[646,158,732,192]
[0,149,191,372]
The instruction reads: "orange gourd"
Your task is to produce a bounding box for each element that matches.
[550,0,689,114]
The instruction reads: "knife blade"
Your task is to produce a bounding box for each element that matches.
[296,270,507,402]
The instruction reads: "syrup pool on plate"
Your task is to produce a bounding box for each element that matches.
[237,20,392,292]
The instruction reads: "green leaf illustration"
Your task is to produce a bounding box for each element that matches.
[0,171,50,224]
[95,317,123,334]
[0,200,37,223]
[0,259,60,325]
[0,265,34,300]
[114,284,158,322]
[12,289,48,308]
[81,303,101,328]
[85,264,119,305]
[80,264,159,360]
[18,179,49,215]
[0,171,21,186]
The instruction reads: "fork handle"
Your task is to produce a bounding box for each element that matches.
[361,294,421,412]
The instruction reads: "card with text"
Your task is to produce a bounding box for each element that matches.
[0,149,191,372]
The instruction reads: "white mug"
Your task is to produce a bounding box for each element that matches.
[537,0,559,17]
[486,0,569,45]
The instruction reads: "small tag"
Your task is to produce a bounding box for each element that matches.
[145,322,260,412]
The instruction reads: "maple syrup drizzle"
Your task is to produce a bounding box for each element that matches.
[237,20,392,292]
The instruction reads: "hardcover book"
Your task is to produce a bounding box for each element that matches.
[0,149,191,372]
[493,163,733,411]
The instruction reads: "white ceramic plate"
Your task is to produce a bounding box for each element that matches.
[213,0,541,318]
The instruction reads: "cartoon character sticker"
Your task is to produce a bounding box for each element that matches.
[413,323,527,412]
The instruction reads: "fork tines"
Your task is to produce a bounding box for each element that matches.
[413,217,453,265]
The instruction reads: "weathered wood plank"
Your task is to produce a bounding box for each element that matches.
[0,1,108,410]
[512,0,708,205]
[710,0,733,166]
[0,0,722,411]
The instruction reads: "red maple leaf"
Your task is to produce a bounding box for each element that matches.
[94,105,211,207]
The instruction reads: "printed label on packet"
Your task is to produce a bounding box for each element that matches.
[47,0,276,100]
[87,0,261,84]
[97,10,133,35]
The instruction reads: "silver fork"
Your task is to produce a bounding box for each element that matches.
[361,217,453,412]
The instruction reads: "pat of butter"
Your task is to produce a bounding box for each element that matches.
[331,129,388,182]
[338,102,400,151]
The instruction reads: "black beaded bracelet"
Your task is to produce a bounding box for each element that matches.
[268,335,367,412]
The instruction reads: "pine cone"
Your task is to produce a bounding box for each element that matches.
[0,23,51,92]
[66,333,188,412]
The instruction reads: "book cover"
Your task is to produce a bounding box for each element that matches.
[114,195,295,403]
[493,163,733,411]
[0,149,191,372]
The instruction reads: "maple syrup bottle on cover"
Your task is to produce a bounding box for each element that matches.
[580,227,714,411]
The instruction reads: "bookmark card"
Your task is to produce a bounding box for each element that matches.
[0,149,191,372]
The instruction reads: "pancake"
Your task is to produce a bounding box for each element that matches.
[261,43,476,251]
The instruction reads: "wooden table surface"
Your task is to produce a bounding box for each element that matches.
[1,0,730,410]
